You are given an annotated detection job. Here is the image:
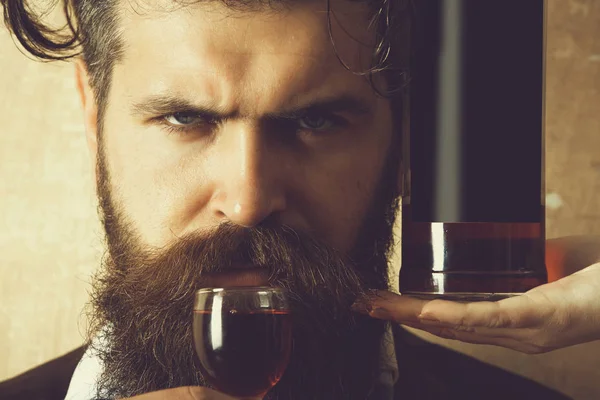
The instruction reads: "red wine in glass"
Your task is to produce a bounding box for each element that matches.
[193,287,292,399]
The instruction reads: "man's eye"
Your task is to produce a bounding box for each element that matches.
[164,112,205,126]
[159,112,217,136]
[296,115,336,131]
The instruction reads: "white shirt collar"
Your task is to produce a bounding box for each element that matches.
[63,336,104,400]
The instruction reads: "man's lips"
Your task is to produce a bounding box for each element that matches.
[201,267,270,288]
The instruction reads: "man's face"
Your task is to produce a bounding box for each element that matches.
[77,0,400,398]
[96,0,394,255]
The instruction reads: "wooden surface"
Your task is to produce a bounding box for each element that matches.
[0,0,599,398]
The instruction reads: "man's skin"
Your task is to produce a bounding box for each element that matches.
[75,0,394,254]
[74,1,395,398]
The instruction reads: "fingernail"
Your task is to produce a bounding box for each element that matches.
[351,300,372,314]
[369,306,391,319]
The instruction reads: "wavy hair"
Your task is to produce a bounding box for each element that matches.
[2,0,412,122]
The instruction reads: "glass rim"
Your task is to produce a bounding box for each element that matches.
[195,286,286,294]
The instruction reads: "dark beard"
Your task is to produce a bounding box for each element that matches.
[87,135,400,399]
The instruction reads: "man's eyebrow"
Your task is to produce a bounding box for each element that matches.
[131,96,232,120]
[277,95,373,119]
[130,93,373,121]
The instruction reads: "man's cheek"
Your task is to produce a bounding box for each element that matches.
[115,184,174,246]
[319,194,370,253]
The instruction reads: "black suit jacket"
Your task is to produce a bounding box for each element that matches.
[0,326,570,400]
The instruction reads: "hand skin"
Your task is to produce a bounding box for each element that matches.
[354,237,600,354]
[122,387,236,400]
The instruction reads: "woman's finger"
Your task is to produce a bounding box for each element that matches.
[397,318,542,342]
[400,322,548,354]
[425,292,554,329]
[352,290,430,323]
[359,290,546,330]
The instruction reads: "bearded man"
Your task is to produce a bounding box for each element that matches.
[0,0,572,398]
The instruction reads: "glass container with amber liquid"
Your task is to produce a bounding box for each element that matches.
[399,0,547,301]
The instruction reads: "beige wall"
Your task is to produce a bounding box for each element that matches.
[1,0,599,399]
[0,20,102,377]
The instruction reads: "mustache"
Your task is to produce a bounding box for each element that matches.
[165,222,330,273]
[100,221,373,317]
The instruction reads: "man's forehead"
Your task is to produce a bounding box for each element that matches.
[111,0,380,115]
[117,0,375,62]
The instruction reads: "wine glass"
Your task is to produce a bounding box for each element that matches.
[193,287,292,399]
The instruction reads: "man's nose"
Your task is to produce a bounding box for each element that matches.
[209,124,287,227]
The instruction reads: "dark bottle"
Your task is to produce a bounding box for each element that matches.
[399,0,547,300]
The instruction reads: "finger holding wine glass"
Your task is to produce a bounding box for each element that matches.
[193,287,292,400]
[123,386,236,399]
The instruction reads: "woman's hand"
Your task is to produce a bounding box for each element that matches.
[354,263,600,354]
